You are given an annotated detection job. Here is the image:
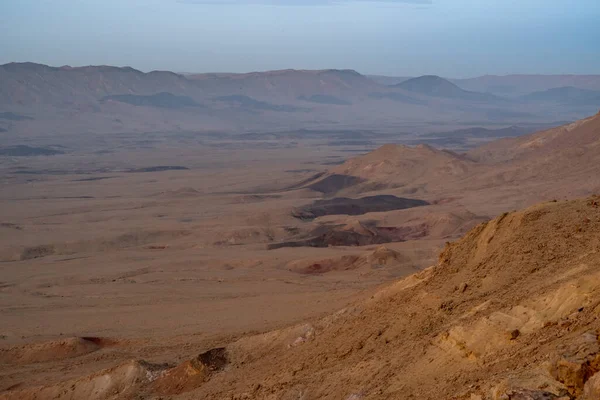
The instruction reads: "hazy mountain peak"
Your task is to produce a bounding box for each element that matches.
[397,75,465,94]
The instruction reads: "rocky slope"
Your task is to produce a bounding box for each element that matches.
[3,196,600,399]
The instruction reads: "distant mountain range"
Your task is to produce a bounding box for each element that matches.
[370,73,600,98]
[520,86,600,106]
[452,74,600,97]
[1,62,599,137]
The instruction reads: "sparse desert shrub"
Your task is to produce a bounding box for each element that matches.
[20,244,55,260]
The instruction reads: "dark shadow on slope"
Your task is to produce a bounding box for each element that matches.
[126,166,189,173]
[306,174,365,195]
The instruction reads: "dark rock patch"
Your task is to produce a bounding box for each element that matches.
[292,195,429,220]
[20,245,56,261]
[327,140,374,146]
[196,347,228,372]
[0,112,34,121]
[73,176,117,182]
[285,169,316,173]
[0,145,64,156]
[268,222,428,250]
[321,160,346,166]
[0,223,22,230]
[126,166,189,173]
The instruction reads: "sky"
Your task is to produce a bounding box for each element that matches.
[0,0,599,78]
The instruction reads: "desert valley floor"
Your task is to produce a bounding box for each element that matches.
[0,138,446,339]
[1,112,600,399]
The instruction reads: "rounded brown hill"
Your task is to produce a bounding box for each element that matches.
[305,143,474,195]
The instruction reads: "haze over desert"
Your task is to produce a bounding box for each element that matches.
[2,0,600,399]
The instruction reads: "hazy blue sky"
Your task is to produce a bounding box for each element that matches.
[1,0,599,77]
